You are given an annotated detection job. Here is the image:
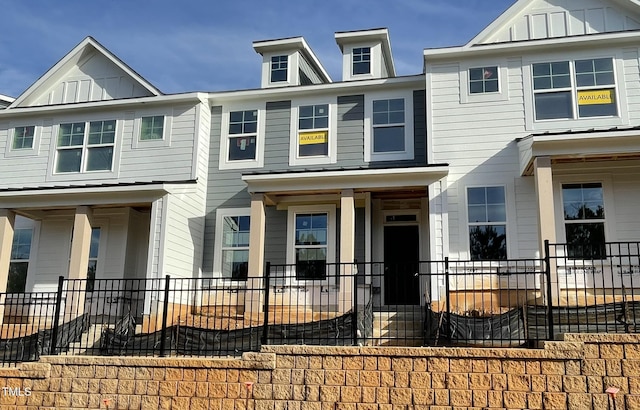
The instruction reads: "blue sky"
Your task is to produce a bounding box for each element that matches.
[0,0,516,98]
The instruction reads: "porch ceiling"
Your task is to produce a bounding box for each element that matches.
[241,165,449,196]
[517,127,640,176]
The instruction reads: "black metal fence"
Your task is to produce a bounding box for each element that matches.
[2,241,640,364]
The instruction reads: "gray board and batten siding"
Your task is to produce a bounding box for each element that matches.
[202,90,426,276]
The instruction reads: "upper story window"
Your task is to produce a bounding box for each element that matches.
[12,126,35,150]
[298,104,329,157]
[55,120,115,173]
[289,98,336,166]
[365,91,414,162]
[533,58,617,121]
[467,186,507,261]
[353,47,371,75]
[469,66,498,94]
[140,116,165,140]
[271,55,288,83]
[220,103,265,170]
[228,110,258,161]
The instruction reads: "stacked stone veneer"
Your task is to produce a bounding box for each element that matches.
[3,334,640,409]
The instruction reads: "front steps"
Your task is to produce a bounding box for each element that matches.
[371,306,424,346]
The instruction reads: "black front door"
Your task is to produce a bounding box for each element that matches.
[383,225,420,305]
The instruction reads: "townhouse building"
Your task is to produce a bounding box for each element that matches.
[1,0,639,336]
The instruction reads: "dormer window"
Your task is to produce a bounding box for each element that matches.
[271,55,288,83]
[353,47,371,75]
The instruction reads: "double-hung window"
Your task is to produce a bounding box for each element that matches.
[562,183,606,259]
[12,126,35,150]
[365,92,414,162]
[353,47,371,75]
[298,104,329,157]
[533,58,617,120]
[287,205,336,281]
[467,187,507,260]
[271,55,288,83]
[294,213,329,280]
[290,99,336,166]
[55,120,115,173]
[8,229,32,293]
[228,110,258,161]
[214,209,251,281]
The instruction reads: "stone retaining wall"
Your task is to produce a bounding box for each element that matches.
[2,334,640,409]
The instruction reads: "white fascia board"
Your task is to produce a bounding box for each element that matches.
[0,182,198,208]
[0,92,207,118]
[0,94,15,103]
[242,166,449,194]
[464,0,530,47]
[424,30,640,61]
[208,75,424,104]
[518,131,640,175]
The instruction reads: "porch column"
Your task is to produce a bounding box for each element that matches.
[245,194,266,317]
[339,189,356,313]
[533,156,558,303]
[66,206,93,318]
[0,210,16,325]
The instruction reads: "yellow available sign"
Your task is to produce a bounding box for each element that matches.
[299,131,328,145]
[578,89,614,106]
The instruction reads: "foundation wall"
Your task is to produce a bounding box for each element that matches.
[3,334,640,409]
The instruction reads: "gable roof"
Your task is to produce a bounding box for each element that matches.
[467,0,640,48]
[9,36,162,109]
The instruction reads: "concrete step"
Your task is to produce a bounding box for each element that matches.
[67,324,102,353]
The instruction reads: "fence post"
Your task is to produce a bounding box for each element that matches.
[444,257,451,341]
[352,262,358,346]
[50,275,65,355]
[544,240,555,341]
[159,275,171,357]
[261,263,271,346]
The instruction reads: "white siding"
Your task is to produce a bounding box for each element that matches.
[482,0,640,43]
[430,41,640,259]
[0,102,202,189]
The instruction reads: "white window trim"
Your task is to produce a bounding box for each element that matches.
[4,123,42,158]
[46,113,123,182]
[343,43,381,81]
[289,97,337,166]
[364,89,414,162]
[132,109,173,149]
[219,102,266,170]
[8,227,34,293]
[523,52,629,131]
[459,60,509,104]
[263,52,295,88]
[286,204,336,284]
[213,208,251,279]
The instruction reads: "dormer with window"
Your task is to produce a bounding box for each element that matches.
[335,28,396,81]
[253,37,331,88]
